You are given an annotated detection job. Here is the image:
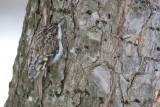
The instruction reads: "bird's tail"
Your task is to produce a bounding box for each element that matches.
[34,72,43,105]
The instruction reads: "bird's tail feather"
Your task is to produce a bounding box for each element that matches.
[34,72,43,105]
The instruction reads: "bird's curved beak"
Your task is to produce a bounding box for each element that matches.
[57,17,65,24]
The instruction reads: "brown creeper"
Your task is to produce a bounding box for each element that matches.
[28,18,64,103]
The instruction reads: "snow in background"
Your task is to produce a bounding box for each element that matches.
[0,0,28,106]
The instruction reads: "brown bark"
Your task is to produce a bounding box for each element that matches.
[5,0,160,107]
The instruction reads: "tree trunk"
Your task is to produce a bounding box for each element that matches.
[5,0,160,107]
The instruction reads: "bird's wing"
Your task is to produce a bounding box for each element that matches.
[28,24,59,80]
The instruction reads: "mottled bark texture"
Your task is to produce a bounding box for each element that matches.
[5,0,160,107]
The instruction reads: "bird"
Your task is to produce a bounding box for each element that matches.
[28,18,64,105]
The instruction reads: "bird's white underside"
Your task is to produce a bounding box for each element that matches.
[51,23,63,64]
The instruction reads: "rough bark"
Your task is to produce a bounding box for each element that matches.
[5,0,160,107]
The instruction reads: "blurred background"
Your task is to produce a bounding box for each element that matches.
[0,0,28,106]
